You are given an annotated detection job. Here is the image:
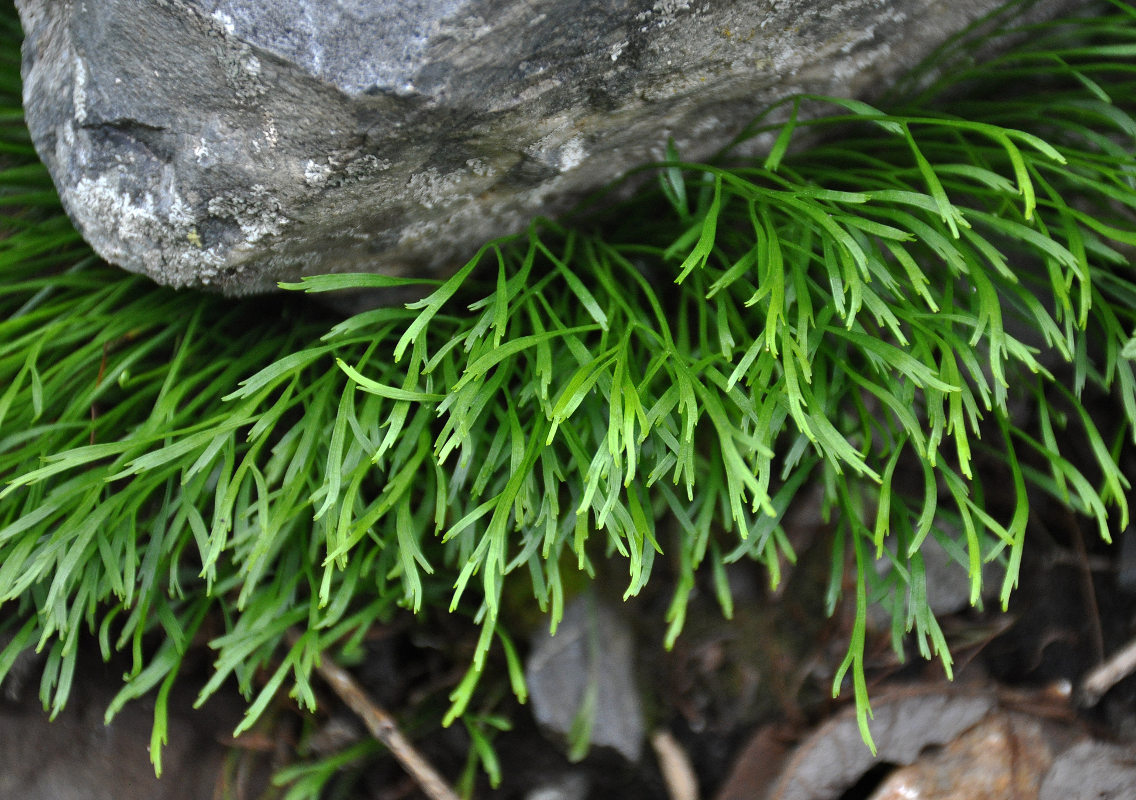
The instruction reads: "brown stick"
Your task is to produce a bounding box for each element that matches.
[1081,635,1136,707]
[651,729,699,800]
[293,632,461,800]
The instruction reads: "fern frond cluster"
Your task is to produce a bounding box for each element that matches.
[1,0,1134,773]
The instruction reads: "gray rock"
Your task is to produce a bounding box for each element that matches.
[525,772,591,800]
[525,594,645,762]
[0,652,259,800]
[1118,524,1136,593]
[18,0,1085,295]
[770,689,997,800]
[1040,740,1136,800]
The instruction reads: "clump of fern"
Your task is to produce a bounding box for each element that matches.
[1,0,1134,784]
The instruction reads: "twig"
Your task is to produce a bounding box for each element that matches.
[1080,635,1136,707]
[651,729,699,800]
[291,631,461,800]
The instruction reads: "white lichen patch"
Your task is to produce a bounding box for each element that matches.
[654,0,693,15]
[221,41,268,101]
[304,158,332,186]
[211,10,236,35]
[207,184,289,243]
[407,168,468,209]
[72,173,161,256]
[67,164,223,287]
[558,137,587,171]
[637,0,694,27]
[165,190,195,229]
[71,57,88,124]
[523,116,590,174]
[465,158,496,178]
[345,154,392,177]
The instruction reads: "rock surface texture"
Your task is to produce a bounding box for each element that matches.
[19,0,1085,294]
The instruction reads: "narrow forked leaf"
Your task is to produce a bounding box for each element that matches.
[996,417,1030,610]
[278,273,442,293]
[674,175,722,284]
[661,137,689,218]
[336,358,444,402]
[313,388,351,520]
[535,236,609,330]
[453,325,601,393]
[808,94,904,135]
[490,249,510,347]
[547,349,618,444]
[224,345,334,400]
[831,496,877,755]
[1052,55,1111,103]
[903,123,962,237]
[764,96,801,172]
[394,241,498,363]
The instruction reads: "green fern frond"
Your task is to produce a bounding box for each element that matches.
[1,0,1134,777]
